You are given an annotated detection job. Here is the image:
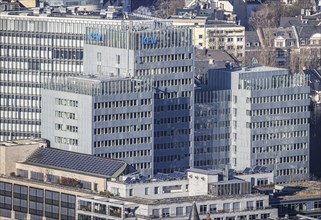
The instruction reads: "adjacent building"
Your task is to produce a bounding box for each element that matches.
[195,66,310,183]
[170,18,245,61]
[0,140,279,220]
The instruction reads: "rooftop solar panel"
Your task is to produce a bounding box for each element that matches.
[253,166,261,172]
[25,147,135,177]
[243,167,251,174]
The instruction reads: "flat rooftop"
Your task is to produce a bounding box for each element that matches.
[276,181,321,200]
[117,193,267,205]
[0,138,47,147]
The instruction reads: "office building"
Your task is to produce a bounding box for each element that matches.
[41,22,194,176]
[195,66,310,183]
[0,140,278,220]
[0,9,153,142]
[0,139,137,220]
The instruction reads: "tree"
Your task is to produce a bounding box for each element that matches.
[155,0,185,18]
[249,0,314,30]
[249,1,283,30]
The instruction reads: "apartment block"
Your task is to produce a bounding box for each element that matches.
[170,18,245,60]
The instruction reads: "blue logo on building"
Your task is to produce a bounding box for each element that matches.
[88,32,103,41]
[142,36,158,45]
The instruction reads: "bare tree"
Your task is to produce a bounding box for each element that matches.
[249,0,314,30]
[155,0,185,18]
[249,1,283,30]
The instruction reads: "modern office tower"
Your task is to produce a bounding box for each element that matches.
[0,11,151,142]
[41,23,195,176]
[195,66,310,183]
[194,84,232,170]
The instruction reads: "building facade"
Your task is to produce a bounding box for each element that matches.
[195,66,310,183]
[41,23,195,176]
[0,11,152,142]
[0,139,279,220]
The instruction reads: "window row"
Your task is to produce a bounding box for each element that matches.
[195,108,230,117]
[195,120,230,129]
[55,111,76,120]
[139,53,191,63]
[96,149,151,159]
[253,143,308,153]
[94,111,151,122]
[154,78,192,88]
[248,106,308,117]
[55,136,78,146]
[252,130,308,141]
[55,98,78,107]
[280,155,307,163]
[94,99,151,109]
[94,124,151,135]
[136,66,193,76]
[155,103,190,112]
[154,129,191,137]
[249,118,308,129]
[55,124,78,133]
[94,137,151,148]
[154,91,192,100]
[195,133,230,142]
[249,93,308,104]
[195,145,230,154]
[155,154,187,162]
[155,141,190,150]
[194,158,230,167]
[276,167,308,176]
[155,116,191,125]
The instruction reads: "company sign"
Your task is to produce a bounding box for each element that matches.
[88,32,103,41]
[142,36,158,45]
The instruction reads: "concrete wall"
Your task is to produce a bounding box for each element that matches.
[41,89,93,154]
[0,140,46,176]
[15,163,106,192]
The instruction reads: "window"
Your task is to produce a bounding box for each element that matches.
[186,206,192,215]
[152,209,159,218]
[223,203,230,212]
[129,189,133,197]
[162,208,169,217]
[176,207,183,216]
[17,169,28,178]
[116,55,120,64]
[314,201,321,209]
[144,187,148,195]
[154,187,159,194]
[30,172,44,181]
[97,52,101,62]
[209,204,217,213]
[199,34,203,39]
[233,202,240,212]
[247,201,254,210]
[200,205,207,214]
[256,200,263,209]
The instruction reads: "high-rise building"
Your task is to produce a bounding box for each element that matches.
[41,22,195,176]
[195,66,310,183]
[0,11,151,141]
